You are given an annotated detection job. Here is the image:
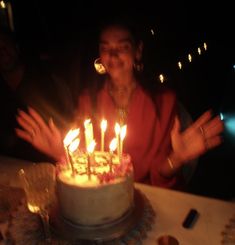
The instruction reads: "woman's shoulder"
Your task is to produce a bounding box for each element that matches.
[140,83,177,118]
[156,85,176,98]
[154,85,177,105]
[139,75,176,99]
[140,82,177,105]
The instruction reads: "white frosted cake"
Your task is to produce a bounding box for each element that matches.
[56,151,134,226]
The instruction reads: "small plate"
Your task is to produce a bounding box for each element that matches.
[49,188,146,242]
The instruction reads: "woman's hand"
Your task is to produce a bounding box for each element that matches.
[15,107,65,161]
[170,110,224,166]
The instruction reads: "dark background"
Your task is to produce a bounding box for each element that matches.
[4,0,235,199]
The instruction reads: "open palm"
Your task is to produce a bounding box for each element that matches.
[171,110,224,163]
[15,107,65,161]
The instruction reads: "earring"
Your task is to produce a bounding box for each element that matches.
[133,60,144,72]
[94,58,106,74]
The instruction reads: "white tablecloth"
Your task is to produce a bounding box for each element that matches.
[135,183,235,245]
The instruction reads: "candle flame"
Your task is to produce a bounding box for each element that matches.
[101,119,107,131]
[87,140,96,153]
[84,119,91,128]
[64,128,80,146]
[109,138,117,152]
[120,125,127,140]
[84,119,94,149]
[69,138,80,153]
[115,123,121,134]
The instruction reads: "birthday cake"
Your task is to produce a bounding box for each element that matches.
[56,151,134,226]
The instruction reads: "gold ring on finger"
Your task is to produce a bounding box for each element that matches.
[30,129,35,138]
[199,126,205,138]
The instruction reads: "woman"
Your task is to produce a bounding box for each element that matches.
[15,16,224,189]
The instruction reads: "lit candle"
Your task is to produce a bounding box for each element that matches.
[68,138,80,177]
[109,138,117,173]
[87,140,96,180]
[63,129,80,175]
[84,119,94,150]
[114,123,120,160]
[100,119,107,152]
[64,129,80,146]
[120,125,127,160]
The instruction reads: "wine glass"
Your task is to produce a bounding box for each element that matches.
[18,162,56,243]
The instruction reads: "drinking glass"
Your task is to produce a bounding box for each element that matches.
[18,162,56,242]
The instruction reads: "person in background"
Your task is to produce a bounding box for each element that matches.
[15,14,224,189]
[0,28,75,162]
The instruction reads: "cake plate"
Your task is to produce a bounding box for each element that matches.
[49,188,155,243]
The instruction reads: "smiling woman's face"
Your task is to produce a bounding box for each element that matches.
[99,25,142,78]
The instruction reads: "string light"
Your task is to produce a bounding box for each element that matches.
[0,0,6,8]
[178,61,182,70]
[188,53,192,62]
[159,74,165,83]
[197,47,201,55]
[155,40,208,83]
[203,42,207,50]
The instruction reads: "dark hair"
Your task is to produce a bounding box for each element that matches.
[97,13,143,46]
[82,12,173,117]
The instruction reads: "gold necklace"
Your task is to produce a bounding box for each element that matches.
[117,107,128,125]
[108,82,136,125]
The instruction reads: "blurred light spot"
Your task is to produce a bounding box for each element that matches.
[226,118,235,136]
[220,112,224,121]
[159,74,165,83]
[150,29,155,35]
[0,0,6,8]
[223,113,235,136]
[197,47,201,55]
[188,54,192,62]
[178,61,182,69]
[233,64,235,70]
[203,42,207,50]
